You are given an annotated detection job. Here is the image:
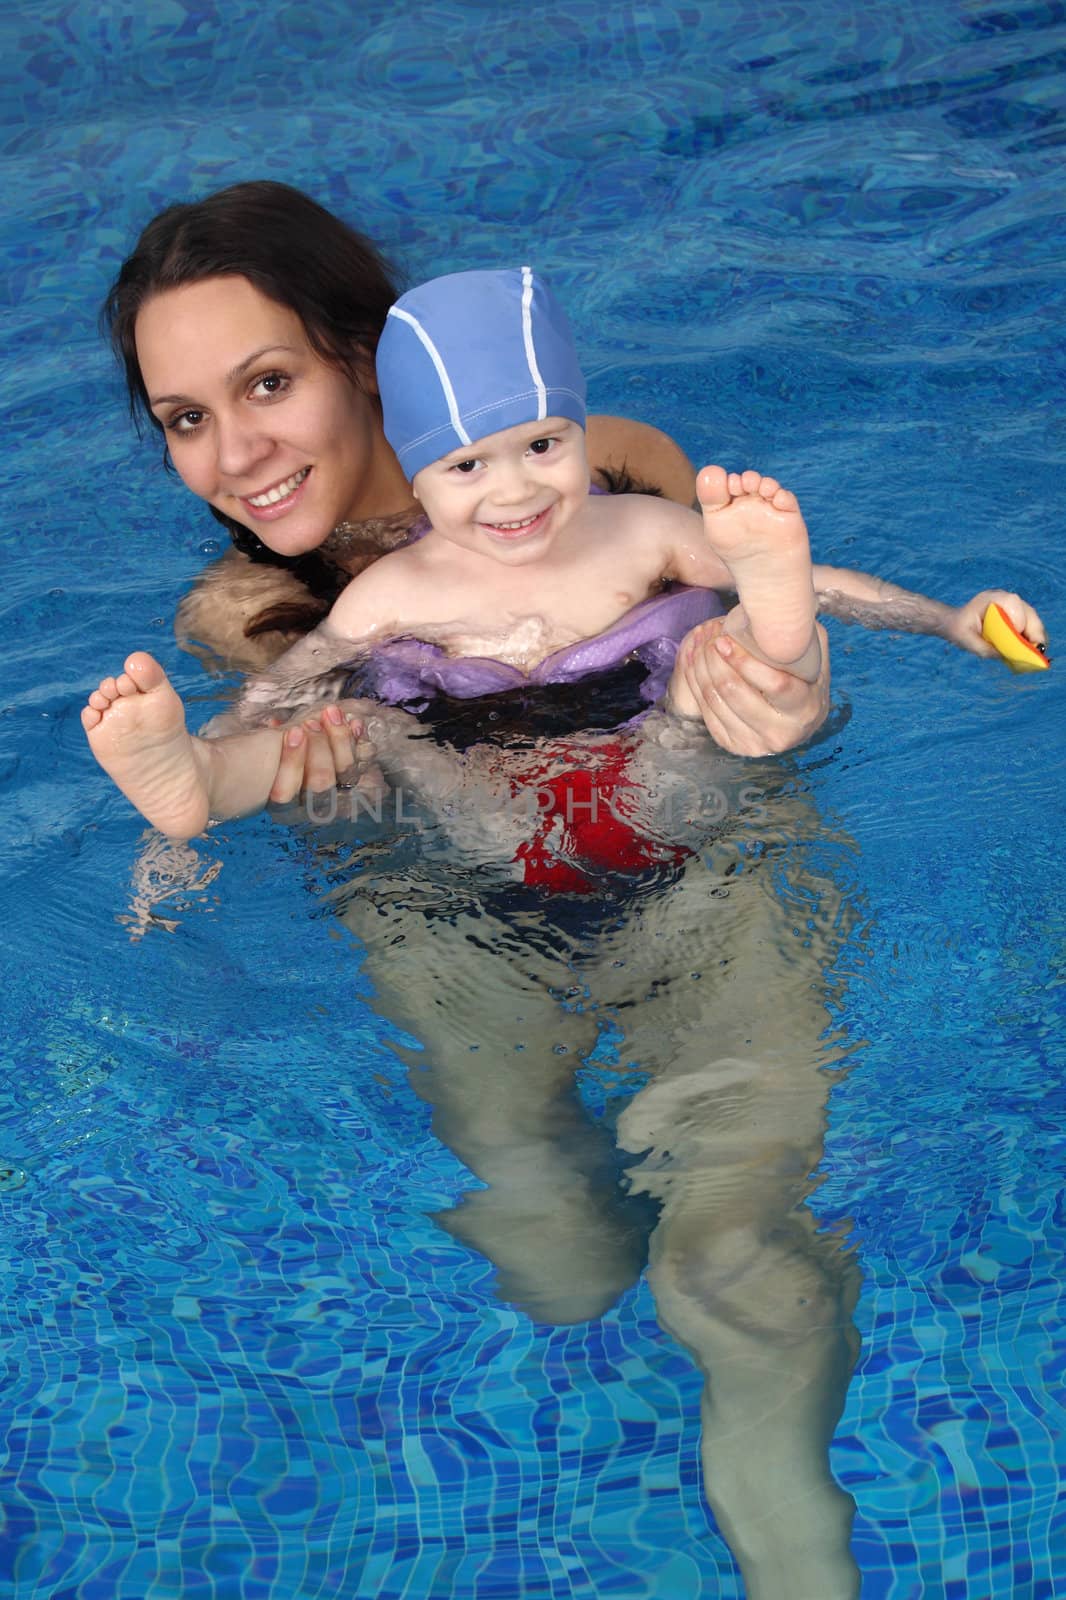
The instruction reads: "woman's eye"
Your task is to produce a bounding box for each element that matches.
[252,372,289,399]
[168,410,205,434]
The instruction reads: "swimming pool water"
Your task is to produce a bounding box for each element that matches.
[3,2,1065,1596]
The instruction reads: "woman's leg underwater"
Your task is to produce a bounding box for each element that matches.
[336,881,656,1325]
[584,793,864,1600]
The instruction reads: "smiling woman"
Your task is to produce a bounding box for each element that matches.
[134,277,412,557]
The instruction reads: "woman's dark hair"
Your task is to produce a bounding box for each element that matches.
[103,181,402,634]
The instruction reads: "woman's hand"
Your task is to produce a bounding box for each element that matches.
[946,589,1047,658]
[668,617,831,756]
[267,703,386,808]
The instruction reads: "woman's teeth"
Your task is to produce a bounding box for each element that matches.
[247,467,309,507]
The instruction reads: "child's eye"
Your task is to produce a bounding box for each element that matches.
[451,458,481,474]
[528,437,556,455]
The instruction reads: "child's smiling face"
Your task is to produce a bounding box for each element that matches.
[411,417,590,566]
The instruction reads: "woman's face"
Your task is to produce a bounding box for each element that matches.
[135,275,408,556]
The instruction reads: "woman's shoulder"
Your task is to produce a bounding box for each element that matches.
[175,507,427,671]
[585,414,697,508]
[175,548,319,672]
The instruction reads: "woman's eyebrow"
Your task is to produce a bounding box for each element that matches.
[224,344,300,384]
[148,345,300,407]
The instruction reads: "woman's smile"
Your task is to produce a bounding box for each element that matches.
[135,276,410,555]
[241,465,312,516]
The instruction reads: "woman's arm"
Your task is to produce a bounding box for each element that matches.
[669,571,1048,756]
[813,567,1047,656]
[175,548,318,672]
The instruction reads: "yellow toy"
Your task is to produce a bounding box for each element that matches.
[982,602,1050,673]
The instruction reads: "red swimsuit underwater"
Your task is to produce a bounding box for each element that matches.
[351,582,724,893]
[508,736,692,894]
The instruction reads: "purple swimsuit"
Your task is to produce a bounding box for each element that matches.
[355,583,724,711]
[349,489,725,712]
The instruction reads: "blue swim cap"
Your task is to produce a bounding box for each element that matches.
[376,266,587,481]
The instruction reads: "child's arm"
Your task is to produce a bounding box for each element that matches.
[812,567,1047,656]
[634,496,736,591]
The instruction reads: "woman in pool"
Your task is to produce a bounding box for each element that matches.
[104,179,834,777]
[92,186,1046,1600]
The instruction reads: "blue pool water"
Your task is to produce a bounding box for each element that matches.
[3,2,1065,1596]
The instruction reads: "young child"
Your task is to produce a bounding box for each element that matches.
[83,267,1046,841]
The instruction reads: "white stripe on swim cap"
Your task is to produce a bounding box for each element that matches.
[387,305,471,447]
[520,265,547,421]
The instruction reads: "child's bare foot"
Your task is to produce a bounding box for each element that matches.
[81,653,211,837]
[698,467,820,681]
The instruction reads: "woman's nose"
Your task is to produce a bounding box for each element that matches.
[215,411,273,480]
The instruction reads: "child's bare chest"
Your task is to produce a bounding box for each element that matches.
[412,549,663,671]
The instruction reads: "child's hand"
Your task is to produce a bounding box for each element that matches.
[268,703,386,810]
[948,590,1048,657]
